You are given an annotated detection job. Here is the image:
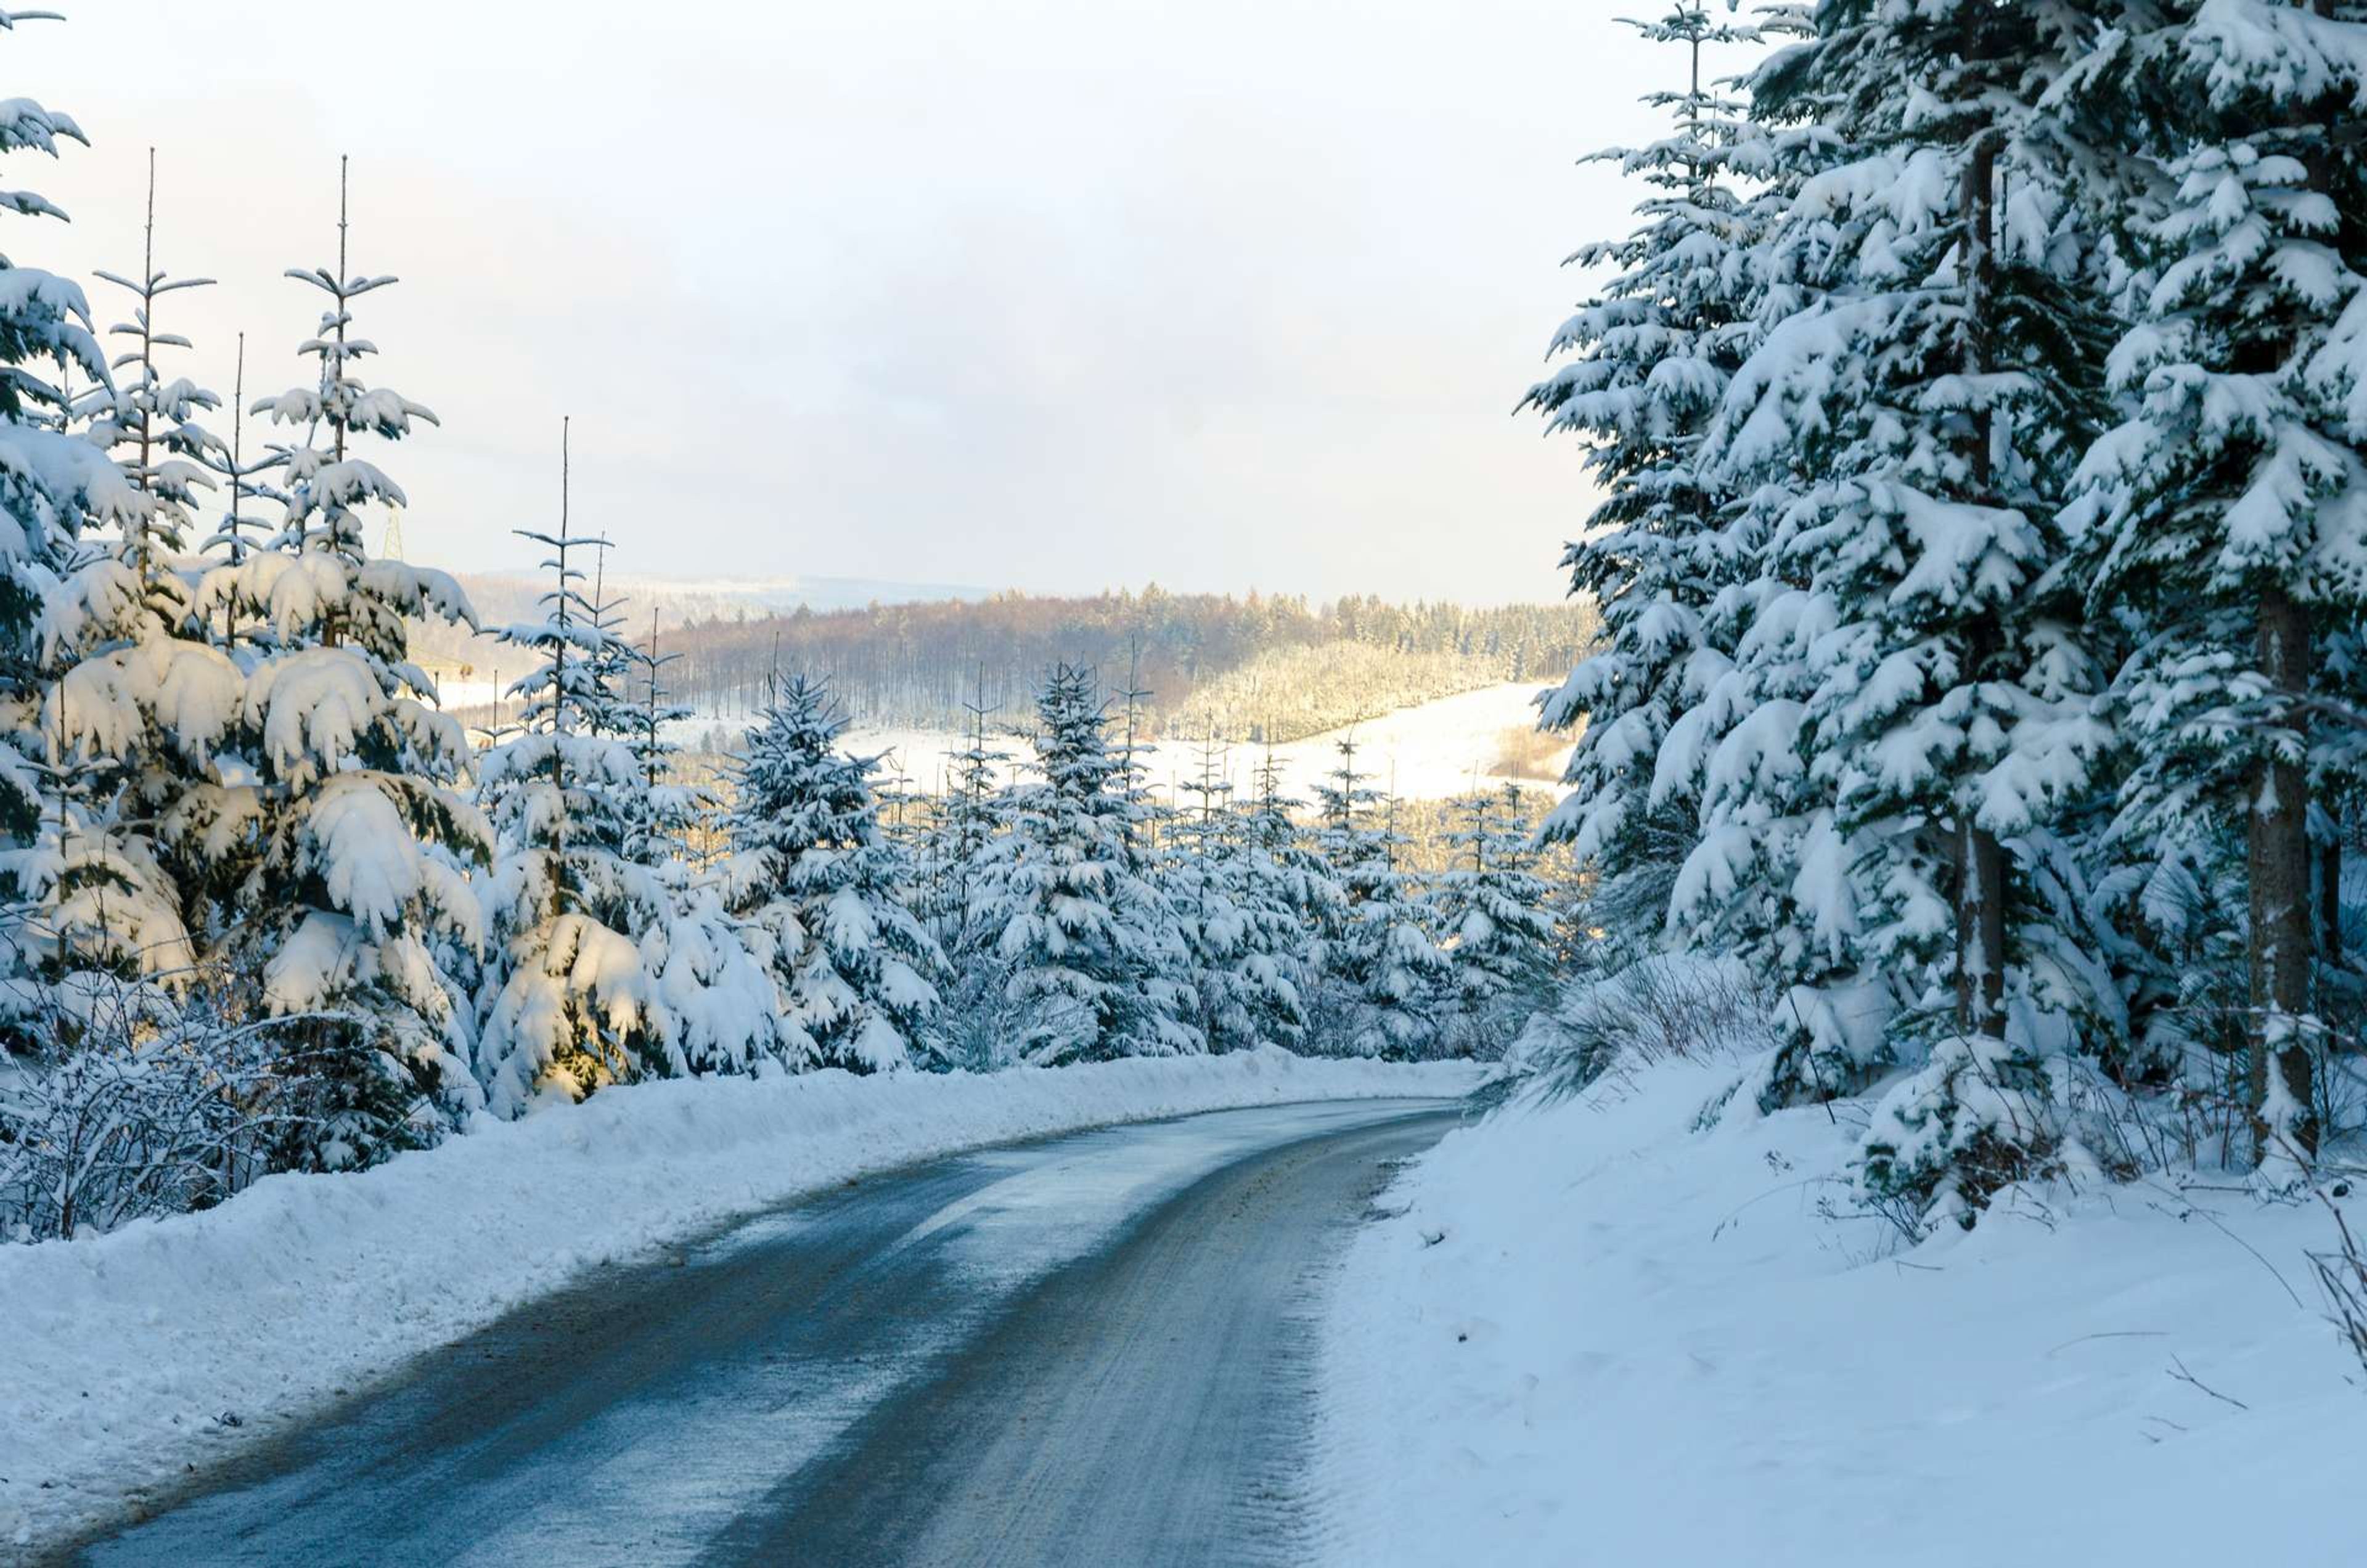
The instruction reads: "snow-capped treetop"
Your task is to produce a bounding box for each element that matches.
[197,333,286,577]
[251,158,438,578]
[86,151,225,598]
[224,160,472,700]
[730,674,888,883]
[498,531,640,746]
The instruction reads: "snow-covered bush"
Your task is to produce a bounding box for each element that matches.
[1507,953,1776,1102]
[925,951,1073,1074]
[0,979,377,1239]
[1857,1031,2140,1233]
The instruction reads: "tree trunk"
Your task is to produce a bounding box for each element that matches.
[2249,582,2316,1162]
[1955,128,2008,1042]
[1958,801,2009,1041]
[2320,835,2342,977]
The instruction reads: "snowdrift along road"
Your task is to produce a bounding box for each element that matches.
[1314,1058,2366,1568]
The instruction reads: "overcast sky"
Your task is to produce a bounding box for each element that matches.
[20,2,1747,606]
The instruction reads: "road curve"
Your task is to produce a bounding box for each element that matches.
[63,1097,1460,1568]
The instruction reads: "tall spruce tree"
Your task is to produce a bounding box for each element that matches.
[2067,0,2367,1166]
[161,162,489,1163]
[1526,4,1765,941]
[1687,6,2128,1150]
[0,20,158,1047]
[1532,4,1885,1087]
[21,152,234,1026]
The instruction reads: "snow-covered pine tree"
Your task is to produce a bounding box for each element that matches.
[472,534,637,1110]
[59,155,300,986]
[15,149,238,1031]
[931,673,1012,933]
[1430,783,1560,1055]
[165,160,493,1164]
[1248,739,1354,962]
[970,664,1200,1063]
[1681,6,2133,1177]
[1524,3,1767,945]
[724,672,942,1072]
[620,606,703,870]
[1526,4,1896,1090]
[1164,732,1309,1053]
[914,674,1020,1068]
[2067,0,2367,1167]
[0,21,167,1050]
[1309,735,1447,1058]
[475,427,777,1111]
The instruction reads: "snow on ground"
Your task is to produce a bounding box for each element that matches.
[1311,1055,2367,1567]
[2,1050,1477,1553]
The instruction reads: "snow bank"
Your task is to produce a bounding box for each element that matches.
[3,1049,1476,1552]
[1312,1055,2365,1567]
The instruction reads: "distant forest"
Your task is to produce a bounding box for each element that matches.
[434,585,1599,741]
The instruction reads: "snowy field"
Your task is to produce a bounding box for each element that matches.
[2,1051,1478,1553]
[1311,1056,2366,1567]
[824,682,1561,803]
[436,680,1566,802]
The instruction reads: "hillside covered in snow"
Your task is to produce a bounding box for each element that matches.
[692,681,1569,806]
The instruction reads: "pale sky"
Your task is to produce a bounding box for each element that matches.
[18,1,1741,606]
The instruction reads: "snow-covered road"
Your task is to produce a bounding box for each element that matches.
[58,1099,1460,1567]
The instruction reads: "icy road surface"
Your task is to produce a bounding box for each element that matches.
[64,1098,1461,1567]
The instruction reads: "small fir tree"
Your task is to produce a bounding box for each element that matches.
[726,673,944,1072]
